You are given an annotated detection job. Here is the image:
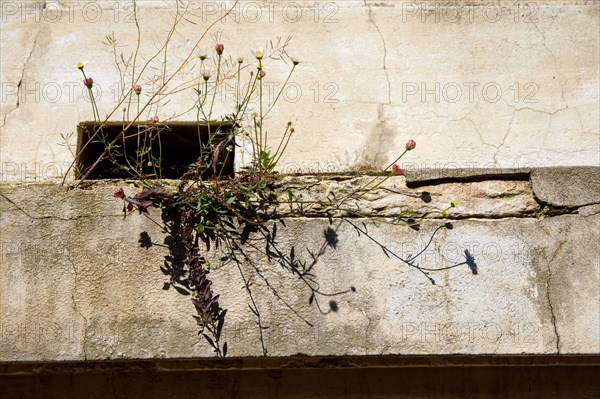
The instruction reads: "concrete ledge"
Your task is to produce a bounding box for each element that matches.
[531,167,600,207]
[1,170,599,361]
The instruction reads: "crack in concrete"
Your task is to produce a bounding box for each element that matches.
[65,247,88,360]
[493,110,517,164]
[429,110,502,153]
[544,239,564,355]
[1,25,41,129]
[365,1,391,105]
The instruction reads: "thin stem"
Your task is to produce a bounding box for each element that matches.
[334,149,409,210]
[259,72,264,156]
[263,65,296,118]
[68,0,240,186]
[157,127,163,178]
[197,58,205,148]
[208,54,221,122]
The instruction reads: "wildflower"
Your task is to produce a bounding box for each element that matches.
[133,84,142,95]
[113,188,125,199]
[392,164,405,175]
[83,77,94,88]
[291,57,301,66]
[201,69,211,81]
[257,69,266,80]
[405,139,416,151]
[149,115,159,123]
[237,56,244,64]
[253,47,264,60]
[215,43,224,55]
[256,61,264,70]
[74,61,88,70]
[450,199,458,208]
[198,54,207,61]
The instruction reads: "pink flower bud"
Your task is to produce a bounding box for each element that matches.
[405,139,416,151]
[133,84,142,95]
[149,116,159,123]
[113,188,125,199]
[392,164,405,175]
[83,77,94,88]
[257,69,266,79]
[215,43,224,55]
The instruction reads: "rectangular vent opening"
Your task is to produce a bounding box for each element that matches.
[76,121,235,179]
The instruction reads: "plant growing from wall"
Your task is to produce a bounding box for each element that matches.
[64,0,476,357]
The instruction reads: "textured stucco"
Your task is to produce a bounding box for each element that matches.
[0,1,599,183]
[1,169,599,361]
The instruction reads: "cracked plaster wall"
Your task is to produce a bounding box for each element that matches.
[0,0,598,365]
[0,1,599,182]
[0,168,598,361]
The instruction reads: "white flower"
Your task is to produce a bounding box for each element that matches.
[74,60,88,70]
[253,47,264,60]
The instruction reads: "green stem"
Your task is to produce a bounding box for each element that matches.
[208,54,221,122]
[237,72,258,125]
[157,127,162,178]
[335,149,409,210]
[217,147,230,178]
[136,97,141,175]
[259,72,264,157]
[263,65,295,118]
[197,59,205,148]
[236,63,241,108]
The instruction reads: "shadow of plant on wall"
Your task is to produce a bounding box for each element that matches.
[63,0,478,357]
[126,181,478,357]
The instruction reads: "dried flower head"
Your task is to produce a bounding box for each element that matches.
[392,164,405,175]
[113,188,125,199]
[83,77,94,88]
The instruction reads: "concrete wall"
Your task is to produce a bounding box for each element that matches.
[1,168,598,361]
[1,1,599,183]
[1,2,599,396]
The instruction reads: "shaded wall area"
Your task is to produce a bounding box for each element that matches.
[1,356,599,398]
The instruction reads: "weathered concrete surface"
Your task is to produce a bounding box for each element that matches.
[1,176,598,361]
[531,167,600,207]
[273,175,538,218]
[1,1,599,182]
